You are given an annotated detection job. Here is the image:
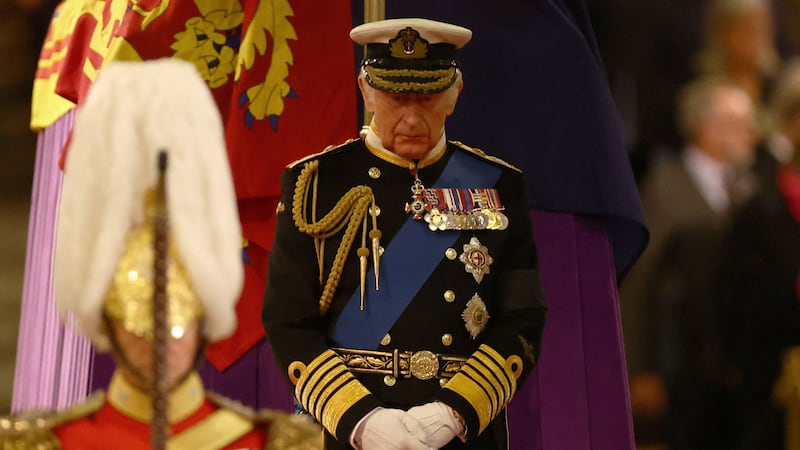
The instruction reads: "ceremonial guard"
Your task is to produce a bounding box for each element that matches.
[263,19,547,449]
[0,59,321,450]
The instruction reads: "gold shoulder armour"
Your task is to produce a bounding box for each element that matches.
[262,412,323,450]
[450,140,522,173]
[206,391,258,421]
[206,392,323,450]
[0,391,105,449]
[0,410,60,450]
[287,138,359,170]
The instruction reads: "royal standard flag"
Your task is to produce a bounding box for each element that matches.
[32,0,358,370]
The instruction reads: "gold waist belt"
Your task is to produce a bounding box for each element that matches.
[333,347,468,381]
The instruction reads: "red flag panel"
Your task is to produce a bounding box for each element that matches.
[34,0,357,370]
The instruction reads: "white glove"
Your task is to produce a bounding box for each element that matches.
[351,407,436,450]
[406,402,466,448]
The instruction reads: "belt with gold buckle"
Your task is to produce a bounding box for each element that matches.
[333,347,468,381]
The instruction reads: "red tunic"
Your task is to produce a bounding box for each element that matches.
[53,372,267,450]
[54,398,266,450]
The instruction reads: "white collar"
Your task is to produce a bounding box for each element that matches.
[769,132,795,164]
[364,123,447,169]
[682,146,731,215]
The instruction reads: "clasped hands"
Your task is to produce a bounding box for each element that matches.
[351,402,465,450]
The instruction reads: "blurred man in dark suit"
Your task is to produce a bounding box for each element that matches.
[716,58,800,450]
[622,77,758,449]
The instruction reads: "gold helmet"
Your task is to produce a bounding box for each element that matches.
[102,191,203,341]
[54,59,242,350]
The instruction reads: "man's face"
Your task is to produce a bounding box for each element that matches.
[703,87,758,168]
[110,319,201,391]
[360,76,461,160]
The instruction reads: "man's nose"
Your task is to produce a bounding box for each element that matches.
[401,102,423,123]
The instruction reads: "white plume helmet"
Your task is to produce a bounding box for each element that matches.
[54,58,242,351]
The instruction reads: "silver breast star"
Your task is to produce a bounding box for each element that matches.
[458,236,493,283]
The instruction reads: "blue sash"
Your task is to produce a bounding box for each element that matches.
[330,150,502,349]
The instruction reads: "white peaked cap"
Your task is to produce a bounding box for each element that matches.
[54,58,243,350]
[350,18,472,48]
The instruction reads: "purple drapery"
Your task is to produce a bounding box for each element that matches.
[91,208,637,449]
[12,110,95,413]
[506,210,635,449]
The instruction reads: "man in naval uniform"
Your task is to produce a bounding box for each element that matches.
[0,59,321,450]
[263,19,547,450]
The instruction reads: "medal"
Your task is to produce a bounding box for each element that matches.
[403,165,508,231]
[404,165,433,220]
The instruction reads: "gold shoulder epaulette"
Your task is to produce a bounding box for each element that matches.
[450,140,522,173]
[287,138,359,170]
[206,392,323,449]
[0,391,105,449]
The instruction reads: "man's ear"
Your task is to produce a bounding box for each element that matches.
[358,74,376,113]
[455,75,464,94]
[446,76,464,116]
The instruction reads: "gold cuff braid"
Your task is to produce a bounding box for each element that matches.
[441,344,519,433]
[294,350,371,437]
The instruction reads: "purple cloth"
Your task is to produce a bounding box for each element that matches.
[199,340,293,411]
[12,110,95,413]
[508,210,634,449]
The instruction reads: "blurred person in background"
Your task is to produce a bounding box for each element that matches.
[698,0,780,133]
[715,58,800,450]
[597,0,780,185]
[621,77,759,450]
[755,58,800,180]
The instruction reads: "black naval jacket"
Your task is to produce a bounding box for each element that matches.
[263,137,547,449]
[716,175,800,449]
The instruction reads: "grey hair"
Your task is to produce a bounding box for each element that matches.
[677,76,746,140]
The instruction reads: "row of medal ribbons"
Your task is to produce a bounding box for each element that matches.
[422,187,507,231]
